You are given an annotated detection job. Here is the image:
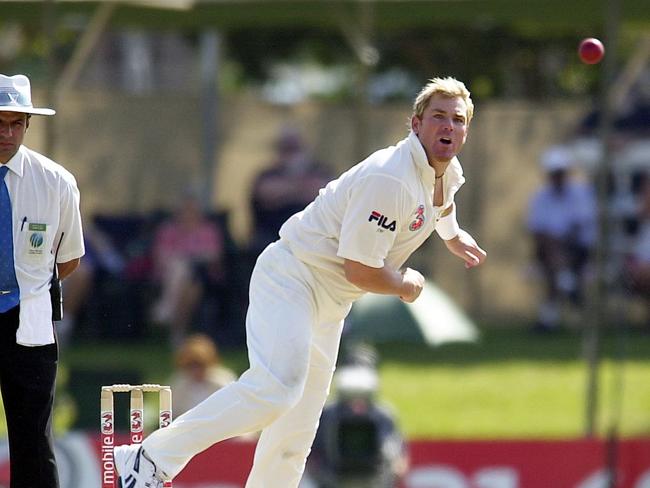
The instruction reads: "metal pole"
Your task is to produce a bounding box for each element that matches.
[353,0,375,161]
[199,30,220,208]
[43,0,57,155]
[54,2,117,97]
[584,0,620,438]
[337,0,378,162]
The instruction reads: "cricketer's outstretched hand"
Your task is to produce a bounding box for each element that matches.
[444,229,487,269]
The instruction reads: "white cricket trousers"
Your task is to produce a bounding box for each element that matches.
[143,240,352,487]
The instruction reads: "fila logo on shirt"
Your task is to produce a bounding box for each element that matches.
[368,211,396,232]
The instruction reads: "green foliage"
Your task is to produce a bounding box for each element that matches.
[2,3,640,100]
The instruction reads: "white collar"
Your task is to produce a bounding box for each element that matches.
[407,131,465,190]
[3,146,25,178]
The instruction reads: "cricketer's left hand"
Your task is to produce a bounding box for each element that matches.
[444,229,487,269]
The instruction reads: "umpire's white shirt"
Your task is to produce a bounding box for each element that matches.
[4,145,85,346]
[280,131,465,303]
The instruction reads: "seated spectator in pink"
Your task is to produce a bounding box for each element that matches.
[151,191,225,346]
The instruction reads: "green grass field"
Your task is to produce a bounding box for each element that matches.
[376,327,650,439]
[29,325,650,439]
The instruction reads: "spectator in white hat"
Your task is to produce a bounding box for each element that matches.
[526,145,597,332]
[0,73,85,487]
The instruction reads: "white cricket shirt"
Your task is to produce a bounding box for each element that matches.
[280,131,465,303]
[3,145,85,345]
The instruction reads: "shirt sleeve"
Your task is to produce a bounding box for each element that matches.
[435,203,460,240]
[337,174,409,268]
[55,172,85,263]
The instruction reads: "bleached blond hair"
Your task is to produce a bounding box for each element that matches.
[412,77,474,125]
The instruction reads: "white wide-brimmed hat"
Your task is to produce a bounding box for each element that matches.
[0,74,55,116]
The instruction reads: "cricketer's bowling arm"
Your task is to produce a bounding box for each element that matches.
[343,259,424,303]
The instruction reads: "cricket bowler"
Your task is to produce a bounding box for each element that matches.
[115,76,487,488]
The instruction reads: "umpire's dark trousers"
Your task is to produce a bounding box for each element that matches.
[0,305,59,488]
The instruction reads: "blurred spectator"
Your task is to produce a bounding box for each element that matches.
[624,174,650,330]
[305,344,408,488]
[150,191,226,347]
[526,146,597,332]
[58,221,125,345]
[250,127,331,253]
[170,333,237,416]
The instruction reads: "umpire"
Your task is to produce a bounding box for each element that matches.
[0,73,84,487]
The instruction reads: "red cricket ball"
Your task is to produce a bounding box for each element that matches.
[579,38,605,65]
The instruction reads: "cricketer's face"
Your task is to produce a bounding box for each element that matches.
[0,111,29,164]
[411,95,469,165]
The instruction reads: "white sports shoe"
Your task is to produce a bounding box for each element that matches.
[114,444,164,488]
